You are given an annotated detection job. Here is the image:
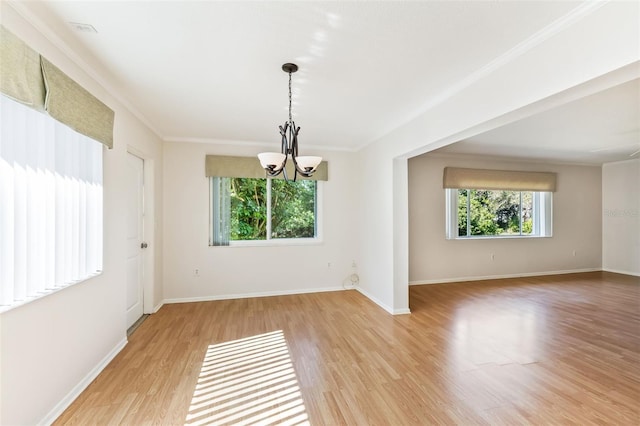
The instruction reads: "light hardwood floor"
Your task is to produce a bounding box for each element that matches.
[55,272,640,425]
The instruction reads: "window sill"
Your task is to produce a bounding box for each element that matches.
[0,271,102,315]
[211,238,323,248]
[448,234,552,241]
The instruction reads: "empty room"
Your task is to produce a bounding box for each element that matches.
[1,1,638,425]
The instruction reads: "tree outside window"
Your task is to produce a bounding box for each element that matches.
[457,189,534,237]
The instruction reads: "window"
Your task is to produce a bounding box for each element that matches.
[0,95,104,311]
[446,188,552,239]
[210,177,319,245]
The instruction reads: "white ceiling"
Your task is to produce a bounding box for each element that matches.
[9,1,638,163]
[435,78,640,164]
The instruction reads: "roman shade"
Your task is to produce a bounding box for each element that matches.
[206,155,328,181]
[0,26,45,108]
[41,58,114,148]
[0,26,114,148]
[443,167,557,192]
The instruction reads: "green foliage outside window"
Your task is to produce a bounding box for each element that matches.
[458,189,533,237]
[271,179,316,238]
[229,178,316,240]
[230,178,267,240]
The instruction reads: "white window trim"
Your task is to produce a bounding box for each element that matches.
[0,272,102,314]
[210,179,323,247]
[445,188,552,240]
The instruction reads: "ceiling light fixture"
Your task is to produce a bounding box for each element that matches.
[258,63,321,181]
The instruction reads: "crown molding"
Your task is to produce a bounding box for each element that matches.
[163,136,357,152]
[6,0,164,140]
[367,0,610,148]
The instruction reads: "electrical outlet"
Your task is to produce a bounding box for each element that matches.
[194,268,200,277]
[327,262,331,269]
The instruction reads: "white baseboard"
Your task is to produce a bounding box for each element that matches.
[166,286,412,316]
[602,268,640,277]
[39,338,127,426]
[409,268,601,286]
[153,301,164,313]
[354,286,394,315]
[163,286,346,305]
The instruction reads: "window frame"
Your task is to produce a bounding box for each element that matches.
[445,188,552,240]
[209,177,323,247]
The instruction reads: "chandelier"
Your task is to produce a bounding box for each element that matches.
[258,63,322,181]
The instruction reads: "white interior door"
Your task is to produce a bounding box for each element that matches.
[126,153,144,329]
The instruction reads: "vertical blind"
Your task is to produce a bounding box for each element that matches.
[210,177,231,246]
[0,95,103,308]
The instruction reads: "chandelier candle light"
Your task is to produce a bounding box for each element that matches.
[258,63,322,181]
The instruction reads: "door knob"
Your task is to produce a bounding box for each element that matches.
[141,242,148,249]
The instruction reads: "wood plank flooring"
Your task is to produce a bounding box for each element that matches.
[55,272,640,425]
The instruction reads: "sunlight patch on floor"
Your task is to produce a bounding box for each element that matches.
[186,330,310,426]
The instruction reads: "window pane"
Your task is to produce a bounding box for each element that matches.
[271,180,316,239]
[450,188,549,239]
[469,189,500,236]
[493,190,521,235]
[229,178,267,240]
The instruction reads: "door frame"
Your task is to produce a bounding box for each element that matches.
[127,146,156,317]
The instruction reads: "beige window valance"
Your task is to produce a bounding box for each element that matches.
[1,26,114,148]
[443,167,556,192]
[41,58,114,148]
[0,26,45,109]
[206,155,328,181]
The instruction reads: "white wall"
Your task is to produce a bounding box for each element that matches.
[408,154,602,283]
[353,145,396,314]
[0,4,164,425]
[603,159,640,276]
[163,141,359,302]
[355,1,639,312]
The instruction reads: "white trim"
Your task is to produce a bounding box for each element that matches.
[163,286,346,304]
[602,268,640,278]
[227,238,323,248]
[165,286,411,316]
[210,179,324,247]
[450,235,552,241]
[360,1,608,150]
[354,286,394,315]
[0,272,102,315]
[38,338,127,426]
[126,147,156,317]
[445,188,553,239]
[153,301,164,313]
[409,268,601,286]
[164,136,356,153]
[602,158,640,167]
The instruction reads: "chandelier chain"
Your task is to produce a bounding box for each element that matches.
[288,71,292,123]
